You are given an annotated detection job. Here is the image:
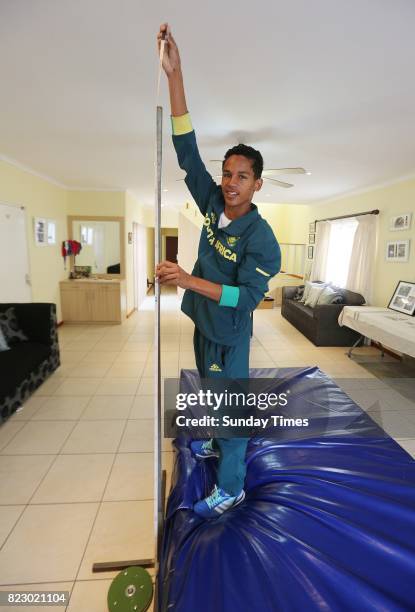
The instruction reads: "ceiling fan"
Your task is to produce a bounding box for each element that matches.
[176,162,309,189]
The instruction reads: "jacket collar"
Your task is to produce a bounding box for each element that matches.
[213,196,259,236]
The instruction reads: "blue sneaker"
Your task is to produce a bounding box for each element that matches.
[194,485,245,519]
[190,439,220,459]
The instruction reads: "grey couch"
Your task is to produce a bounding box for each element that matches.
[281,285,365,346]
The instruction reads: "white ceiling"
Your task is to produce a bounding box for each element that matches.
[1,0,415,208]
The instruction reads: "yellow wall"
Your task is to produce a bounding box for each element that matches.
[256,202,309,244]
[66,190,125,216]
[0,160,68,319]
[307,178,415,306]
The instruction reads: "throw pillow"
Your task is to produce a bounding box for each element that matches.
[301,281,325,303]
[304,285,325,308]
[0,307,28,344]
[0,327,10,352]
[293,286,305,301]
[317,286,345,305]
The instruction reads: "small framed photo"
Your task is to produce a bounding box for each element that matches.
[308,245,314,259]
[34,218,46,245]
[388,281,415,316]
[308,233,315,245]
[309,221,316,233]
[386,240,410,262]
[34,217,56,246]
[390,213,412,231]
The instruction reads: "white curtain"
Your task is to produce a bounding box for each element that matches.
[325,217,358,286]
[310,221,330,281]
[346,214,377,303]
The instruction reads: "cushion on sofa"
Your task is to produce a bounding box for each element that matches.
[0,342,50,399]
[301,281,326,303]
[317,286,344,305]
[304,285,326,308]
[0,307,28,344]
[293,286,305,301]
[0,328,9,352]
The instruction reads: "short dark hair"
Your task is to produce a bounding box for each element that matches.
[222,144,263,180]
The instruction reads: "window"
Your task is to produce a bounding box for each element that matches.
[80,225,94,245]
[324,218,358,287]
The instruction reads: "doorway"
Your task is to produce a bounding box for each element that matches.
[0,203,31,302]
[133,222,148,310]
[165,236,178,263]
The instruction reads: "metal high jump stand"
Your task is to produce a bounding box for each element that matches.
[93,36,166,612]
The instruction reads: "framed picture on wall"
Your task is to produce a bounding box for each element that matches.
[309,221,316,233]
[34,218,56,246]
[388,281,415,315]
[308,246,314,259]
[34,218,46,245]
[390,213,412,231]
[308,233,315,245]
[386,240,410,262]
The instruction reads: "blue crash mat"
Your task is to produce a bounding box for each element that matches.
[158,367,415,611]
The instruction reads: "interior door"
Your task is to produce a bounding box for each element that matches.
[0,203,31,302]
[166,236,178,263]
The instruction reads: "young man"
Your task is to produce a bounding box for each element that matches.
[156,24,281,519]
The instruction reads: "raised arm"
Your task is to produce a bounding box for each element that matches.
[158,24,217,216]
[157,24,188,116]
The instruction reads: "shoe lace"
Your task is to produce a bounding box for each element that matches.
[201,439,213,451]
[206,485,222,509]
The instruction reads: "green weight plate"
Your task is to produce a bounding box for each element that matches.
[107,566,153,612]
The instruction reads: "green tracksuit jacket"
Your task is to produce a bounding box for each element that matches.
[172,114,281,346]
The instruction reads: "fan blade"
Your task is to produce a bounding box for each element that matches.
[264,177,293,188]
[263,167,306,176]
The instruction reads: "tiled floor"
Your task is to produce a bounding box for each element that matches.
[0,295,414,611]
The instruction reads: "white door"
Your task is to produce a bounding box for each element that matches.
[0,203,31,302]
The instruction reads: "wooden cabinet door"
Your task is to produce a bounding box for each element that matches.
[61,285,90,321]
[89,284,121,322]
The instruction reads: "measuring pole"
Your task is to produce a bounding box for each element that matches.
[154,103,163,573]
[153,34,166,607]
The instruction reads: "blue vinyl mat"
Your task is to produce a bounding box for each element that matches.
[158,367,415,611]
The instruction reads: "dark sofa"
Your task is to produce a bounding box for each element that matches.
[0,303,60,424]
[281,285,365,346]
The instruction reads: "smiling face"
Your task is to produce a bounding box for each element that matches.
[221,155,263,218]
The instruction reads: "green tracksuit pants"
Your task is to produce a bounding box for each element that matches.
[193,329,250,496]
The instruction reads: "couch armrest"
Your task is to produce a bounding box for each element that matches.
[282,286,298,300]
[313,303,345,323]
[0,303,57,347]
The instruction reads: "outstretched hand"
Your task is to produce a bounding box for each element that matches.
[156,260,191,288]
[157,23,181,76]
